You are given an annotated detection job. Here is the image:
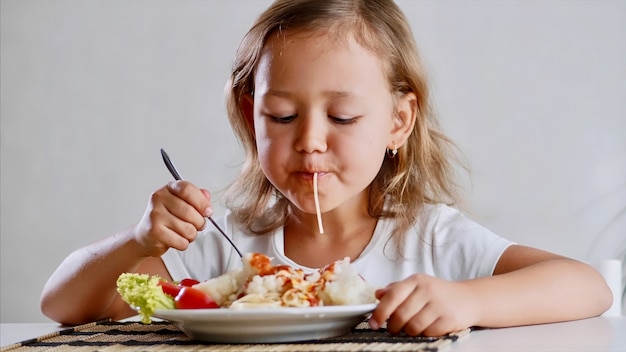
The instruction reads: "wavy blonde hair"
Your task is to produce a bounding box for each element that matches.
[223,0,465,242]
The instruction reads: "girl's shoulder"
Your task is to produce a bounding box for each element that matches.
[417,203,468,228]
[413,203,503,244]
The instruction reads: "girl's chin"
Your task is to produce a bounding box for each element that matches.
[281,192,317,211]
[288,203,319,216]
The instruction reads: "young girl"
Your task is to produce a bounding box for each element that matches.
[41,0,611,336]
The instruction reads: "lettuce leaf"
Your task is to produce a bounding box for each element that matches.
[116,273,175,323]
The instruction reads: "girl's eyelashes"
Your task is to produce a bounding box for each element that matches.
[268,114,297,123]
[265,113,359,125]
[329,116,359,125]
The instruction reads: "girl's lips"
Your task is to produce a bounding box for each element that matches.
[296,171,327,180]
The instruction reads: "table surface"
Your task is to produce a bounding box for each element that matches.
[1,316,624,351]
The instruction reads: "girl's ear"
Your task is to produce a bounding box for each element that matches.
[240,93,255,132]
[390,92,417,148]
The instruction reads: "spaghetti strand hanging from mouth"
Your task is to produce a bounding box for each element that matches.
[313,172,324,234]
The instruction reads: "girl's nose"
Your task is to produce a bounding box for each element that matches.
[294,114,328,154]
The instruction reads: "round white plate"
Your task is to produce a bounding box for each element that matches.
[153,303,377,343]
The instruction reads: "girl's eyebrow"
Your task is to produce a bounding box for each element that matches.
[262,89,354,99]
[262,89,291,98]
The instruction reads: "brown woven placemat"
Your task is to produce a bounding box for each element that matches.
[0,320,469,352]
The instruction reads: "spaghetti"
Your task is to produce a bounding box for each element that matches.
[313,172,324,234]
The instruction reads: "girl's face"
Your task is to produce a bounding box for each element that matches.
[248,31,399,216]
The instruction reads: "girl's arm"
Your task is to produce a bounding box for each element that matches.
[40,181,211,325]
[470,245,612,327]
[40,227,171,325]
[370,245,613,336]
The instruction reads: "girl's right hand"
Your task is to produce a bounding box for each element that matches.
[133,180,213,257]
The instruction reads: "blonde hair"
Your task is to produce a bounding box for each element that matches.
[224,0,465,241]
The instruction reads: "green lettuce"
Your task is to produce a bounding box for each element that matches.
[116,273,175,324]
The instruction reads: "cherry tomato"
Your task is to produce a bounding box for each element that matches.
[174,287,219,309]
[179,278,200,287]
[158,281,182,298]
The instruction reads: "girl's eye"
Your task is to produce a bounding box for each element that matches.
[268,115,296,123]
[330,116,358,125]
[266,114,358,125]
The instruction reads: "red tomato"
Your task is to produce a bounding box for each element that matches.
[158,281,182,298]
[179,278,200,287]
[174,287,219,309]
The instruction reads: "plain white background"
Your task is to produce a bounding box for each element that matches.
[1,0,624,323]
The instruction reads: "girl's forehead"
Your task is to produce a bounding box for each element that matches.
[254,29,391,99]
[261,28,382,64]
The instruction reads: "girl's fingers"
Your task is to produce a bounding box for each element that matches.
[164,181,209,230]
[420,317,453,337]
[398,303,439,336]
[374,287,388,300]
[369,281,413,330]
[370,274,447,335]
[200,189,213,217]
[150,209,202,248]
[160,223,195,250]
[384,283,429,334]
[163,216,199,242]
[134,216,191,256]
[167,181,212,214]
[138,182,210,254]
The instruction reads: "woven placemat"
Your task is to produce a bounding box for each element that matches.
[0,320,469,352]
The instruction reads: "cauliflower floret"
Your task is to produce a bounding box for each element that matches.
[319,257,376,305]
[194,269,246,307]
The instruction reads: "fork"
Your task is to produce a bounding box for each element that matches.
[160,148,243,258]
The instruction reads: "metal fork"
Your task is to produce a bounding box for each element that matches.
[160,148,243,258]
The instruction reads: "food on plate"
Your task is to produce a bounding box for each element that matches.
[195,253,376,309]
[174,286,220,310]
[116,253,376,323]
[117,274,220,323]
[116,273,176,323]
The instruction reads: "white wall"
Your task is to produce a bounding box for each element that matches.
[1,0,624,323]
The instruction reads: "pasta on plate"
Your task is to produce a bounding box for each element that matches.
[193,253,377,309]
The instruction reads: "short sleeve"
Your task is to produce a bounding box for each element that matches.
[425,205,515,280]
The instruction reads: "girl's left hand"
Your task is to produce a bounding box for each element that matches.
[369,274,479,337]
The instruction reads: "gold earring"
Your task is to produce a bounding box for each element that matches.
[386,145,398,158]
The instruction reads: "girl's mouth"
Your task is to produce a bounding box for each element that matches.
[297,171,328,180]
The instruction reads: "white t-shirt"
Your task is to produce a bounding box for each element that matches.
[162,204,514,287]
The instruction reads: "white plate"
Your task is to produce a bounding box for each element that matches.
[152,303,377,343]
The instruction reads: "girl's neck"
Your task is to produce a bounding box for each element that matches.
[287,192,373,236]
[283,202,378,268]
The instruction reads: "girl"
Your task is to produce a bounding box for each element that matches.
[41,0,611,336]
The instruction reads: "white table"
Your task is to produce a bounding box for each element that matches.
[1,316,624,351]
[448,316,625,352]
